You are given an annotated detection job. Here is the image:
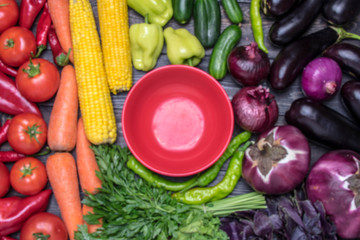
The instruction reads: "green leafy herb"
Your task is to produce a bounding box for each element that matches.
[74,144,266,240]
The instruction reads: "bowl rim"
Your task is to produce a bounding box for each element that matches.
[121,64,234,177]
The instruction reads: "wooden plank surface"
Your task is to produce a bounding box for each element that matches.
[2,0,360,238]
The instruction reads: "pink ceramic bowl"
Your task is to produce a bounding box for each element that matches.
[122,65,234,177]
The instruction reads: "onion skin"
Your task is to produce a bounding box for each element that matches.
[227,42,270,86]
[306,150,360,239]
[301,57,342,101]
[243,125,310,195]
[231,86,278,133]
[341,80,360,122]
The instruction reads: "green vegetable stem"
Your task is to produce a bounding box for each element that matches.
[127,155,200,192]
[181,131,251,192]
[172,141,252,204]
[250,0,268,53]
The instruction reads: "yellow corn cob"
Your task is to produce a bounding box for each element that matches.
[69,0,117,145]
[97,0,132,94]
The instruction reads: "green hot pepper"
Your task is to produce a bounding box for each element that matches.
[181,131,251,192]
[172,141,252,204]
[127,0,173,27]
[250,0,268,53]
[127,156,200,192]
[127,131,251,192]
[164,27,205,66]
[129,16,164,72]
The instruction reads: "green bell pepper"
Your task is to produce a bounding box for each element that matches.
[164,27,205,66]
[127,0,173,27]
[129,17,164,72]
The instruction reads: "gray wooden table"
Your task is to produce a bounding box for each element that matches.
[3,0,360,238]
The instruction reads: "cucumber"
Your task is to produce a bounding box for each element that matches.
[173,0,194,24]
[221,0,243,24]
[194,0,221,48]
[209,25,242,80]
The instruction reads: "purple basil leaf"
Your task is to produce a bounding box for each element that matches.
[290,227,310,240]
[253,211,273,236]
[220,220,243,240]
[269,214,283,231]
[299,200,317,218]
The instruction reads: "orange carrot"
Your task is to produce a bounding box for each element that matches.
[82,204,102,233]
[47,0,74,63]
[46,152,83,240]
[47,65,78,152]
[76,118,102,194]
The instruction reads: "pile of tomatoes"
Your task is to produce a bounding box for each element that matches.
[0,0,67,239]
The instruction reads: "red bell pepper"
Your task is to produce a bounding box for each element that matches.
[48,25,71,67]
[0,59,17,78]
[0,71,42,117]
[0,189,52,236]
[34,2,51,57]
[19,0,47,29]
[0,119,11,146]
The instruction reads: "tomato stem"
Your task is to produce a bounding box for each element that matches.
[24,123,42,144]
[0,4,9,6]
[32,232,50,240]
[20,162,38,178]
[22,58,41,78]
[5,39,14,48]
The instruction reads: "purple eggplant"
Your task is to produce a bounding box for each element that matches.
[269,0,324,46]
[341,80,360,123]
[270,27,360,90]
[261,0,298,17]
[322,0,360,26]
[306,149,360,239]
[322,42,360,79]
[285,97,360,152]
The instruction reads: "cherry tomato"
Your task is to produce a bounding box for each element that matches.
[7,113,47,155]
[0,162,10,197]
[0,26,36,67]
[10,157,47,195]
[20,212,68,240]
[0,0,18,34]
[16,58,60,102]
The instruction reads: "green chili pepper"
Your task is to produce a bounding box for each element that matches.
[250,0,268,53]
[127,155,200,192]
[172,141,252,204]
[180,131,251,192]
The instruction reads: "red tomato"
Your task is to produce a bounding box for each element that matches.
[16,58,60,102]
[7,113,47,155]
[20,212,68,240]
[0,162,10,197]
[0,26,36,67]
[0,0,18,33]
[10,157,47,195]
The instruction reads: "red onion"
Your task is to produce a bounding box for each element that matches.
[301,57,342,101]
[227,42,270,86]
[243,125,310,195]
[231,86,278,133]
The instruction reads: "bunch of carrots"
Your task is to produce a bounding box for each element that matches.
[46,0,130,238]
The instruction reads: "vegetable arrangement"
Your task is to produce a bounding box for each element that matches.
[1,0,360,239]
